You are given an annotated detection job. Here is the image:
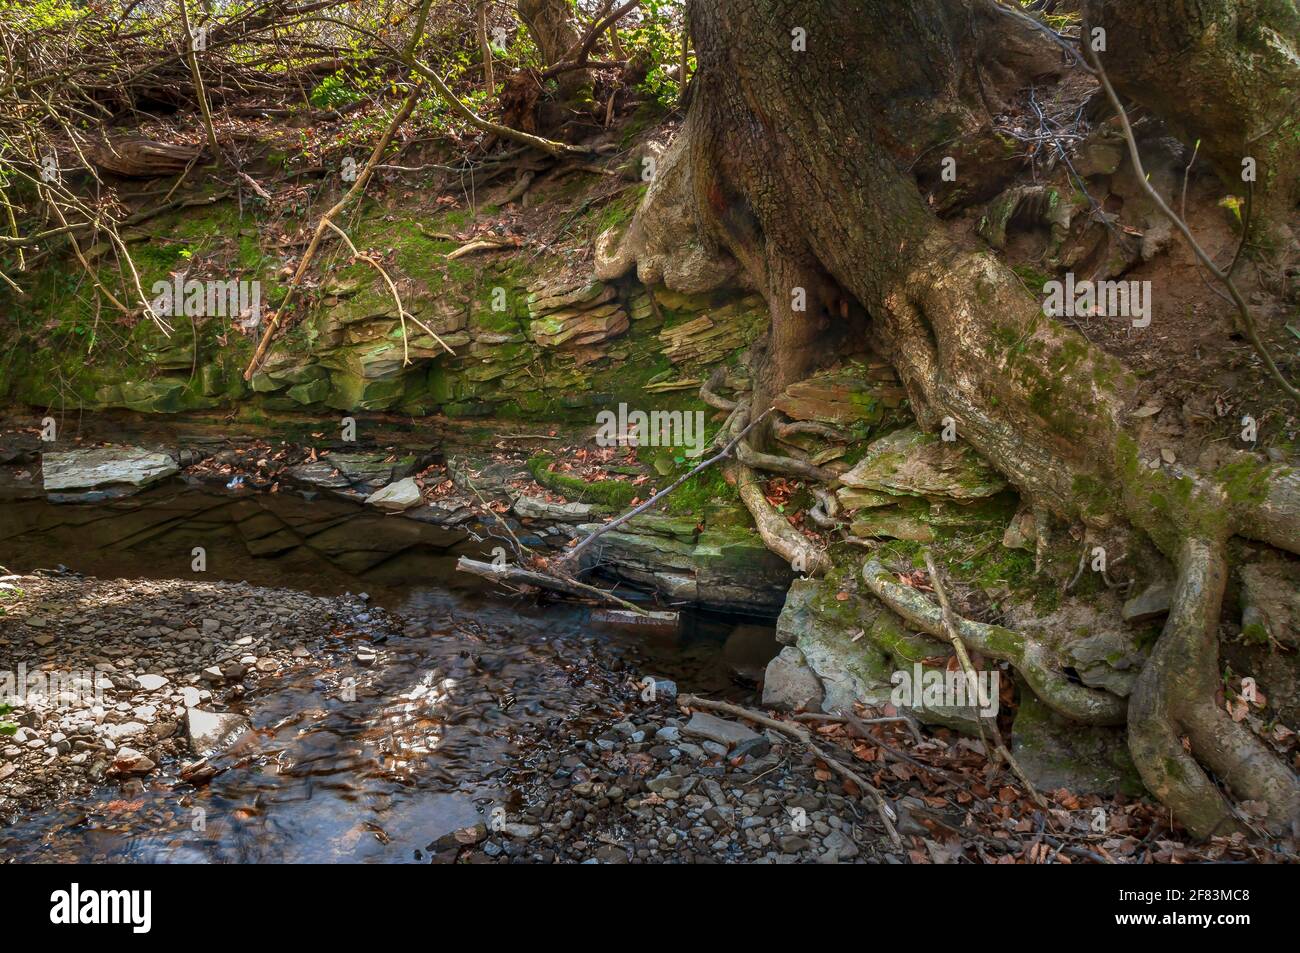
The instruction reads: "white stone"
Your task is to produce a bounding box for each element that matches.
[42,445,178,493]
[366,477,422,512]
[185,708,250,757]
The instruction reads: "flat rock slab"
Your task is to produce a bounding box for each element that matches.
[682,711,762,749]
[838,426,1006,501]
[366,476,422,511]
[286,452,421,499]
[1122,580,1173,624]
[513,495,599,522]
[42,445,178,498]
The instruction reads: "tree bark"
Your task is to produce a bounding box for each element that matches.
[600,0,1300,835]
[517,0,586,97]
[1086,0,1300,228]
[478,1,495,94]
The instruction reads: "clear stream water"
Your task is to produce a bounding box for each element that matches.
[0,483,779,863]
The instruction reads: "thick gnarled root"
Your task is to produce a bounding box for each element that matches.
[729,458,830,576]
[862,557,1126,725]
[1128,538,1300,839]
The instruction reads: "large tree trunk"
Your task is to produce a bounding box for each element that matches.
[517,0,587,98]
[607,0,1300,837]
[1087,0,1300,229]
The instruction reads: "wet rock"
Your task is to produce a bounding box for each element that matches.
[645,677,677,702]
[110,747,155,774]
[500,822,540,840]
[185,708,250,758]
[762,646,824,711]
[286,452,422,501]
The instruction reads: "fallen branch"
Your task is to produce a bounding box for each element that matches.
[557,406,773,568]
[925,550,1045,808]
[243,81,424,379]
[322,219,455,363]
[1084,42,1298,404]
[179,0,221,165]
[796,711,968,787]
[403,52,592,159]
[677,693,902,847]
[456,555,649,615]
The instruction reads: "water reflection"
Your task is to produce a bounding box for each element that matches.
[0,486,779,863]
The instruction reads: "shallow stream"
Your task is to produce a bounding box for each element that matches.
[0,482,780,862]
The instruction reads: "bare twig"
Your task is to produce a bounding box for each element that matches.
[677,693,902,847]
[558,407,773,567]
[243,81,425,379]
[1084,43,1298,403]
[925,550,1046,808]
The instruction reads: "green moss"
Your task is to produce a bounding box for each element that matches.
[1012,264,1052,293]
[1242,622,1270,645]
[527,453,639,508]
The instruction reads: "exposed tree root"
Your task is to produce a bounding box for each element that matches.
[735,437,837,485]
[729,457,830,577]
[925,550,1046,808]
[773,417,848,443]
[700,365,738,411]
[807,485,841,529]
[862,557,1126,726]
[1128,537,1300,839]
[722,402,830,576]
[598,0,1300,836]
